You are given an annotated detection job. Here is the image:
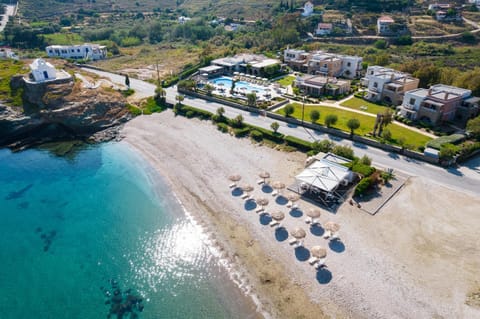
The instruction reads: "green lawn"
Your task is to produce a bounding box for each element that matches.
[278,103,432,150]
[275,75,295,87]
[340,97,390,115]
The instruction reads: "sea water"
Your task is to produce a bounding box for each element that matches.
[0,142,257,319]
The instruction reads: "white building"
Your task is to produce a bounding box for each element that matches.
[377,15,394,35]
[338,54,363,79]
[46,43,107,61]
[178,16,191,24]
[0,47,18,59]
[29,59,57,82]
[302,1,314,17]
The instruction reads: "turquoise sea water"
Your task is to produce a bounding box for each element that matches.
[0,143,256,319]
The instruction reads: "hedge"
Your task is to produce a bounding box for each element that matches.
[284,135,313,152]
[426,134,465,150]
[350,162,376,177]
[233,127,251,137]
[181,106,213,120]
[247,125,284,143]
[217,122,229,133]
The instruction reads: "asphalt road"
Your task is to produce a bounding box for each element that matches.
[83,68,480,195]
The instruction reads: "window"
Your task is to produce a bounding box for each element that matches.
[77,49,80,52]
[409,98,415,105]
[323,64,327,68]
[347,62,351,67]
[373,82,378,88]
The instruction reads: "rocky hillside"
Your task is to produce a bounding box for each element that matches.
[0,75,131,150]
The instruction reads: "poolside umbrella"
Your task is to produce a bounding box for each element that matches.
[311,246,327,259]
[306,208,321,224]
[324,221,340,233]
[259,171,270,184]
[270,211,285,222]
[286,193,300,208]
[255,197,269,209]
[290,227,306,245]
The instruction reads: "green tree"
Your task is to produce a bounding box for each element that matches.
[310,110,320,123]
[324,114,338,128]
[466,116,480,140]
[205,84,214,96]
[271,121,280,133]
[312,139,334,153]
[359,155,372,166]
[231,114,244,128]
[332,145,355,160]
[154,86,166,104]
[284,104,295,117]
[216,107,225,118]
[439,143,458,161]
[374,39,387,50]
[247,92,257,107]
[347,118,360,137]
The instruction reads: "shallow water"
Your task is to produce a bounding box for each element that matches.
[0,143,257,319]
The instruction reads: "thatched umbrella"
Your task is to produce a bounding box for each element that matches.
[286,193,300,208]
[272,181,286,196]
[306,208,321,224]
[324,221,340,233]
[310,246,327,259]
[228,174,241,188]
[255,197,269,209]
[290,227,306,246]
[241,184,254,194]
[258,171,270,184]
[270,211,285,222]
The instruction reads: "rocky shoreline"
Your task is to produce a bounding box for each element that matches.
[0,75,131,151]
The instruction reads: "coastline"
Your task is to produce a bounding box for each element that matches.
[121,110,480,319]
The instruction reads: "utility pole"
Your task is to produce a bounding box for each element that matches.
[155,60,160,86]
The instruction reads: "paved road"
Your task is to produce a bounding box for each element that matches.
[82,68,480,195]
[0,4,17,32]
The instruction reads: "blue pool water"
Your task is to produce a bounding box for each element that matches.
[0,143,256,319]
[210,77,266,95]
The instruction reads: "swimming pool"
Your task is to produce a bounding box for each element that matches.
[210,77,266,95]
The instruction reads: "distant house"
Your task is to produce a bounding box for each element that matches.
[46,43,107,61]
[29,59,57,82]
[302,1,314,17]
[178,16,191,24]
[377,15,394,35]
[315,23,333,36]
[0,47,18,59]
[399,84,479,125]
[211,53,281,77]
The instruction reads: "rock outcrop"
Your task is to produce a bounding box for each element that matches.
[0,76,131,150]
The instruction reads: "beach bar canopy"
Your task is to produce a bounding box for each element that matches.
[295,159,351,193]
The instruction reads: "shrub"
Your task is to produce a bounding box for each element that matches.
[233,127,251,137]
[310,110,320,123]
[351,162,376,177]
[126,103,142,116]
[382,128,392,141]
[332,145,355,160]
[312,139,334,153]
[250,130,263,141]
[359,155,372,166]
[284,135,313,152]
[230,114,244,128]
[354,177,373,196]
[426,134,465,150]
[247,125,284,143]
[284,104,295,117]
[217,122,229,133]
[186,110,195,118]
[439,143,459,160]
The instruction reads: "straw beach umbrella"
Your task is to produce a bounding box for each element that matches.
[306,208,321,224]
[258,171,270,184]
[228,174,241,188]
[272,181,286,196]
[310,246,327,259]
[255,197,269,209]
[290,227,306,246]
[324,221,340,239]
[286,193,300,208]
[271,211,285,222]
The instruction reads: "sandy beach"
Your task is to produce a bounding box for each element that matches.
[121,110,480,319]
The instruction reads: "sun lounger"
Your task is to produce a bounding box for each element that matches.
[314,260,326,269]
[229,183,237,188]
[330,233,339,240]
[305,218,311,224]
[271,190,278,197]
[308,257,319,265]
[288,238,298,245]
[286,202,292,208]
[323,230,331,239]
[291,204,299,210]
[256,179,264,185]
[269,221,279,228]
[241,193,249,200]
